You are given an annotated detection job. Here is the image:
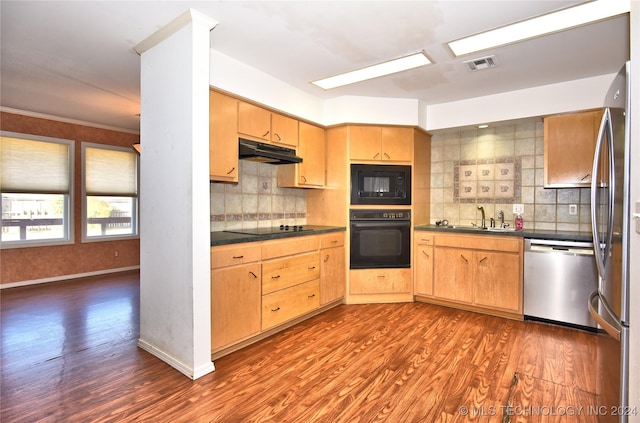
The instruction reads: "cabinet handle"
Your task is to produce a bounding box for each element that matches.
[384,152,390,159]
[331,240,338,244]
[232,255,244,259]
[308,266,316,270]
[460,254,469,263]
[421,238,431,242]
[226,167,235,175]
[422,250,430,258]
[377,275,386,278]
[308,294,316,298]
[271,307,280,312]
[271,275,281,279]
[249,271,257,278]
[581,173,591,181]
[324,254,330,262]
[373,152,380,159]
[262,130,270,137]
[274,133,281,141]
[301,175,307,182]
[479,256,488,263]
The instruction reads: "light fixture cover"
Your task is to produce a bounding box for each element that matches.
[448,0,630,57]
[312,51,431,90]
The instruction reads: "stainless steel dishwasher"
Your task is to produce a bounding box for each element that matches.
[524,238,598,329]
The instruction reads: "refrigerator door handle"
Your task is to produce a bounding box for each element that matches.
[590,108,614,278]
[588,290,621,341]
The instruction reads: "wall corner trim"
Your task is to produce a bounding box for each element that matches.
[137,338,215,380]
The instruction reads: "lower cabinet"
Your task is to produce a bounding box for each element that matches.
[413,234,434,296]
[349,268,412,295]
[210,232,345,357]
[421,232,523,318]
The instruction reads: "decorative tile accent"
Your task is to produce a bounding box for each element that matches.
[454,157,521,204]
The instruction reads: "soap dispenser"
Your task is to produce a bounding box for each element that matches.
[515,214,524,231]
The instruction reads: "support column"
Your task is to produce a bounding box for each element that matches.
[135,9,217,379]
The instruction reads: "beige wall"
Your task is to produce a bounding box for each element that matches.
[1,112,140,285]
[209,160,306,231]
[430,120,591,232]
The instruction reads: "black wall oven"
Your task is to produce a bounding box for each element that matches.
[351,164,411,205]
[350,209,411,269]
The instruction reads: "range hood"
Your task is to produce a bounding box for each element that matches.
[238,138,302,165]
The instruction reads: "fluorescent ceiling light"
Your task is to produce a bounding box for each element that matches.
[312,51,431,90]
[448,0,630,57]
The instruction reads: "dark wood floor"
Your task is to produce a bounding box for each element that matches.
[1,271,600,422]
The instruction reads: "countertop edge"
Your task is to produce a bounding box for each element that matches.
[211,226,346,247]
[414,225,593,242]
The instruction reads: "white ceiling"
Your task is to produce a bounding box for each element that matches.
[0,1,630,133]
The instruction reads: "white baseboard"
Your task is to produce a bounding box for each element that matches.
[137,338,215,380]
[0,266,140,289]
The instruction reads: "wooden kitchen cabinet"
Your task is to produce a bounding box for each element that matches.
[209,90,239,182]
[277,121,326,188]
[429,233,523,318]
[433,247,473,304]
[349,268,412,295]
[413,234,434,297]
[349,125,413,162]
[543,109,604,187]
[238,101,298,149]
[210,244,261,353]
[319,233,345,305]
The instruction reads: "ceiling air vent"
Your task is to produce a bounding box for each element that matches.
[464,55,497,71]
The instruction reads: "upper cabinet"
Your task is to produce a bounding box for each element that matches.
[238,101,298,149]
[543,109,604,188]
[209,90,239,183]
[349,126,413,162]
[277,121,326,188]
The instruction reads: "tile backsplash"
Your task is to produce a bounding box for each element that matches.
[210,160,307,231]
[430,121,592,232]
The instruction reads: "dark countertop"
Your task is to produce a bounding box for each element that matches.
[211,225,346,246]
[414,224,593,242]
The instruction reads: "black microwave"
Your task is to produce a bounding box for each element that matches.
[350,164,411,205]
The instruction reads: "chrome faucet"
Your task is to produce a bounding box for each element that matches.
[477,206,486,229]
[498,210,505,228]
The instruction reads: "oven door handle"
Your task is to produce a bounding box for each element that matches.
[351,221,410,229]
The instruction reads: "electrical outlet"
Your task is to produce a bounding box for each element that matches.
[569,204,578,215]
[513,204,524,214]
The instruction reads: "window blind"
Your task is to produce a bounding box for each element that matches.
[1,135,71,194]
[85,146,137,196]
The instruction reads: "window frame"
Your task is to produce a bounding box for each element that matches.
[0,131,74,249]
[81,142,140,243]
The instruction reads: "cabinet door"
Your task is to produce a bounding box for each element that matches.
[209,91,239,182]
[349,126,382,161]
[211,263,261,352]
[298,122,325,187]
[238,101,271,141]
[349,268,411,294]
[381,127,413,162]
[271,113,298,148]
[414,242,433,296]
[433,247,473,303]
[543,110,603,187]
[473,251,522,313]
[320,246,345,304]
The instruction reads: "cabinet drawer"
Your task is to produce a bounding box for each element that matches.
[320,232,345,249]
[349,268,412,295]
[435,234,521,253]
[262,279,320,330]
[414,233,433,245]
[211,244,261,269]
[261,236,320,260]
[262,252,320,294]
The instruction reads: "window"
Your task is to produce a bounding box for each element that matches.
[1,132,73,246]
[82,143,139,240]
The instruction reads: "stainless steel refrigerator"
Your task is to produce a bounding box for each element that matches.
[589,61,631,422]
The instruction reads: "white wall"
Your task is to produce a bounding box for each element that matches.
[137,9,215,380]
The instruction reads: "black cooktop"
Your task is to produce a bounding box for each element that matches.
[224,225,308,236]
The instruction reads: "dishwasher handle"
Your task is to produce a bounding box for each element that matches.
[525,239,594,255]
